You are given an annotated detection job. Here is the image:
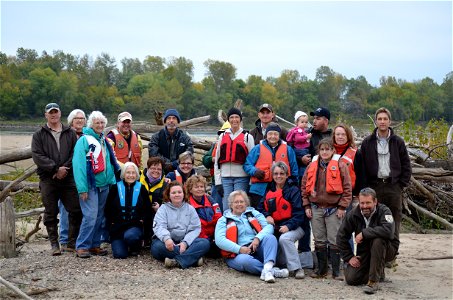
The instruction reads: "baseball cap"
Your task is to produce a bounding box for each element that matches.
[45,103,60,113]
[259,103,273,112]
[310,107,330,120]
[118,112,132,122]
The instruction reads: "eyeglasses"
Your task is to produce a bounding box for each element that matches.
[74,117,86,120]
[149,167,162,171]
[232,200,246,204]
[273,172,287,176]
[180,162,193,166]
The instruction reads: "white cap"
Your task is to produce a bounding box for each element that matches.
[294,111,307,122]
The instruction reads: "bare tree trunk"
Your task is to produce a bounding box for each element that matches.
[0,146,32,164]
[0,197,16,258]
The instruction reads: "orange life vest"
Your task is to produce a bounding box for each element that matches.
[305,154,344,195]
[251,141,290,183]
[340,147,357,190]
[264,189,292,222]
[110,129,141,167]
[220,212,263,258]
[189,195,222,239]
[218,131,249,165]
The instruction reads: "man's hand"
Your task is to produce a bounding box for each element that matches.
[349,256,361,268]
[355,232,364,244]
[254,169,265,180]
[55,166,69,179]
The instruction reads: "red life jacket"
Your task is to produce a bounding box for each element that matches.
[251,141,290,183]
[340,147,357,190]
[218,131,249,165]
[220,212,263,258]
[264,189,292,222]
[109,129,142,167]
[189,195,222,239]
[305,154,343,195]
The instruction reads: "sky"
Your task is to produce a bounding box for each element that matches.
[1,0,452,86]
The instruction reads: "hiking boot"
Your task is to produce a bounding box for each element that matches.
[272,267,289,278]
[76,249,91,258]
[291,269,305,279]
[363,281,379,294]
[164,258,179,268]
[310,272,327,279]
[385,258,398,268]
[332,274,345,281]
[197,257,204,267]
[50,244,61,256]
[89,247,108,256]
[60,244,75,253]
[262,270,275,283]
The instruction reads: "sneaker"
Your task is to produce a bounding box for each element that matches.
[76,249,91,258]
[89,247,108,256]
[295,269,305,279]
[197,257,204,267]
[164,258,179,268]
[50,244,61,256]
[264,271,275,283]
[363,281,379,294]
[272,267,289,278]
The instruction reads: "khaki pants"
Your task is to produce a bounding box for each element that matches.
[311,206,342,248]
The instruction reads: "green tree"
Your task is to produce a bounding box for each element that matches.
[203,59,237,93]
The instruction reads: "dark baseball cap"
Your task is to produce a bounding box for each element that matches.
[259,103,273,112]
[45,103,60,113]
[310,107,330,120]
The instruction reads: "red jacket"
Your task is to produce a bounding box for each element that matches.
[189,195,222,239]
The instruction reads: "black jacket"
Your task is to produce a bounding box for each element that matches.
[249,118,288,145]
[148,127,194,170]
[31,124,77,181]
[360,127,411,187]
[336,203,395,263]
[308,128,333,157]
[105,181,150,241]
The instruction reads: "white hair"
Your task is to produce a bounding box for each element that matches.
[87,111,108,128]
[121,162,140,180]
[67,109,86,126]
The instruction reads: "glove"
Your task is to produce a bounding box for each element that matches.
[215,185,224,198]
[254,169,265,180]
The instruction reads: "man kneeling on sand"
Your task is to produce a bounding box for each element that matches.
[336,187,398,294]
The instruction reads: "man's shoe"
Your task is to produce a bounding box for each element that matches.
[89,247,108,256]
[197,257,204,267]
[332,274,345,281]
[310,271,327,279]
[295,268,305,279]
[76,249,91,258]
[164,258,179,268]
[385,258,398,268]
[50,244,61,256]
[272,267,289,278]
[60,244,75,253]
[363,281,379,294]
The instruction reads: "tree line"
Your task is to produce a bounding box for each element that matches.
[1,48,452,125]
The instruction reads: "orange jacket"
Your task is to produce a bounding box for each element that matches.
[340,147,357,190]
[220,212,262,258]
[109,129,141,167]
[251,141,291,183]
[264,189,292,222]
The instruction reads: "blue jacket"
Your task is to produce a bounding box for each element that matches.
[73,127,118,193]
[215,207,274,255]
[243,140,299,197]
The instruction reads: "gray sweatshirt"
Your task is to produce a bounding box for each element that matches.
[153,202,201,246]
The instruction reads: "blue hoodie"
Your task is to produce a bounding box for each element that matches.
[73,127,118,194]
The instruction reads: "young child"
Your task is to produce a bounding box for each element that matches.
[286,111,312,177]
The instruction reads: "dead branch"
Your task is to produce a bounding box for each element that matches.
[15,208,45,219]
[410,176,435,207]
[415,256,453,260]
[24,215,42,242]
[0,146,32,165]
[27,286,58,296]
[407,198,453,231]
[0,166,37,204]
[0,275,34,300]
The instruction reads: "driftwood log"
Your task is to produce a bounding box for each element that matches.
[0,275,33,300]
[0,197,16,258]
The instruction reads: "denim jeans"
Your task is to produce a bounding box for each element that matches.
[225,234,278,275]
[58,200,69,245]
[76,185,109,250]
[210,184,223,211]
[111,227,143,259]
[221,176,250,211]
[151,237,210,269]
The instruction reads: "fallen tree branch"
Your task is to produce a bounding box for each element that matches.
[407,198,453,230]
[410,176,435,207]
[25,215,42,242]
[415,256,453,260]
[0,166,37,204]
[0,275,34,300]
[15,208,45,219]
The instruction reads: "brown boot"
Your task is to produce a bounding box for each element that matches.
[363,281,379,294]
[76,249,91,258]
[89,247,108,256]
[50,244,61,256]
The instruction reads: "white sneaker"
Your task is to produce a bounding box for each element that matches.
[264,271,276,283]
[272,267,289,278]
[197,257,204,267]
[295,268,305,279]
[260,269,266,281]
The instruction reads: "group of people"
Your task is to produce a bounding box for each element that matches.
[31,102,411,293]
